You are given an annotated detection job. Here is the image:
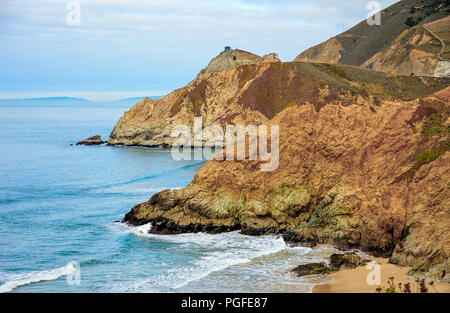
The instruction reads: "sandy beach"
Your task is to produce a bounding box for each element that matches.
[313,258,450,293]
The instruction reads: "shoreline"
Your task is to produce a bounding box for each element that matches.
[312,257,450,293]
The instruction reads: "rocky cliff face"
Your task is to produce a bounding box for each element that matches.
[109,48,268,147]
[109,56,448,147]
[362,26,439,76]
[122,59,450,282]
[295,0,450,77]
[200,49,263,74]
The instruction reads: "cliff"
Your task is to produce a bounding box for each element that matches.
[109,49,265,147]
[295,0,450,77]
[200,48,264,74]
[122,60,450,282]
[109,57,447,147]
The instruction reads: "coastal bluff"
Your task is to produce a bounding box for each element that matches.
[119,52,450,282]
[124,86,450,282]
[108,48,448,148]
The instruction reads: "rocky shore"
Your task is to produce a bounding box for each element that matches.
[75,135,106,146]
[122,84,449,283]
[292,252,368,277]
[114,1,450,286]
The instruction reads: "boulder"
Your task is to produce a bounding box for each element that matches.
[76,135,106,146]
[292,263,330,277]
[329,253,367,271]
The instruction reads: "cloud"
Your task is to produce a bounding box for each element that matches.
[0,0,399,99]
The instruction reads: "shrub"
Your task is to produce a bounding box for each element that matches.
[376,277,435,293]
[405,17,418,27]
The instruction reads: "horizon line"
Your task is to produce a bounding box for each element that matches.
[0,90,171,102]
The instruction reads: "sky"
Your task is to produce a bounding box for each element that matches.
[0,0,398,101]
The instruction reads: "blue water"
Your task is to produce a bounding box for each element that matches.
[0,104,336,293]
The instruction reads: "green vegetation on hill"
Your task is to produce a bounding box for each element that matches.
[404,0,449,27]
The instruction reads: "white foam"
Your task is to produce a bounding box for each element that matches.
[0,264,76,293]
[110,222,293,292]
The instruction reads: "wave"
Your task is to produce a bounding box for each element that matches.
[0,263,77,293]
[3,161,204,205]
[93,161,205,191]
[110,223,295,292]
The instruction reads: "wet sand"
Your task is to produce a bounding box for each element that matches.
[313,258,450,293]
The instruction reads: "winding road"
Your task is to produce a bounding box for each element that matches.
[423,24,448,61]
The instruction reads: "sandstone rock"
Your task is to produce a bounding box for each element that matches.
[329,253,367,271]
[200,48,263,74]
[292,253,368,277]
[434,61,450,77]
[76,135,105,146]
[292,263,330,277]
[362,28,440,76]
[109,59,448,148]
[123,85,450,282]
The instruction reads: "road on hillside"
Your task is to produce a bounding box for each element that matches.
[423,24,448,61]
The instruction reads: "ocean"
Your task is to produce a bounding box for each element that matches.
[0,104,336,293]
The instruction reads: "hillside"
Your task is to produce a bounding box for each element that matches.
[124,84,450,283]
[109,54,448,147]
[295,0,450,76]
[200,48,264,74]
[115,50,450,283]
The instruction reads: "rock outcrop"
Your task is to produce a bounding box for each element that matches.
[113,3,450,282]
[122,61,450,281]
[294,0,450,76]
[328,253,367,271]
[76,135,106,146]
[109,58,448,147]
[361,27,440,76]
[292,263,330,277]
[292,252,367,277]
[200,48,263,74]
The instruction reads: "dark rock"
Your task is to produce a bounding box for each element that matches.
[240,226,282,237]
[149,217,240,235]
[122,208,149,226]
[282,231,318,248]
[122,215,240,235]
[76,135,106,146]
[329,252,366,271]
[292,263,330,277]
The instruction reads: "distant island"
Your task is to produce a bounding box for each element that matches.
[0,96,163,107]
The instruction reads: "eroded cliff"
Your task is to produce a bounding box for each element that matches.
[122,61,450,282]
[295,0,450,77]
[109,58,447,147]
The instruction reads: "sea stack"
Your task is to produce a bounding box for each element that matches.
[76,135,106,146]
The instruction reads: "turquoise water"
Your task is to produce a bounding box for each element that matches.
[0,104,335,293]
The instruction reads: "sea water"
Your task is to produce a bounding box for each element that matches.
[0,104,335,293]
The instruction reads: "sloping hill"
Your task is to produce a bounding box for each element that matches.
[109,55,448,147]
[295,0,450,76]
[200,48,264,74]
[124,83,450,283]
